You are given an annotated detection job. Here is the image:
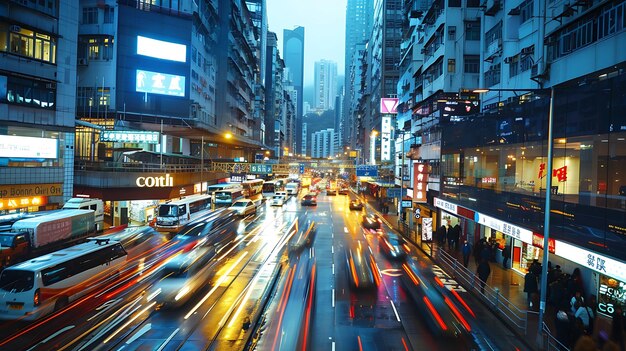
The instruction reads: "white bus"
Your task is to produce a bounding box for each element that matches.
[155,194,212,233]
[214,189,245,206]
[241,179,264,197]
[0,239,127,321]
[206,183,243,198]
[261,180,284,198]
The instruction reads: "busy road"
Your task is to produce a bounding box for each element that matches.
[0,184,530,351]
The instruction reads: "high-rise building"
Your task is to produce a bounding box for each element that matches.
[314,59,338,111]
[344,0,374,147]
[246,0,268,144]
[311,128,335,159]
[283,26,305,154]
[0,0,78,211]
[265,32,285,156]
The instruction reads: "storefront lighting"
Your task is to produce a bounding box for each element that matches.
[557,138,567,144]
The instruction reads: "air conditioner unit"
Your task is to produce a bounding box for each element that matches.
[78,58,88,66]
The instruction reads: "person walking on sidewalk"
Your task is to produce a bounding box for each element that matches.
[477,258,491,294]
[436,225,447,248]
[462,240,471,267]
[502,244,511,269]
[524,270,539,309]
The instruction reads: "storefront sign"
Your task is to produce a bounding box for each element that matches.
[230,173,246,183]
[381,116,392,161]
[434,197,457,214]
[475,213,533,244]
[555,240,626,282]
[413,162,429,203]
[0,183,62,199]
[100,131,160,144]
[401,200,412,208]
[481,177,497,184]
[538,163,568,182]
[422,217,433,242]
[532,233,555,254]
[0,196,48,210]
[135,174,173,187]
[597,274,626,317]
[0,135,58,159]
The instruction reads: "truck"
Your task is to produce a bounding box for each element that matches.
[62,197,104,231]
[0,209,95,268]
[301,176,312,188]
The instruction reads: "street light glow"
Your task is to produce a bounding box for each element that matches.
[473,89,490,93]
[225,132,233,139]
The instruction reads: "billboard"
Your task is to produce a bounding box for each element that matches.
[136,69,185,97]
[137,36,186,62]
[0,135,58,159]
[101,131,160,144]
[381,116,391,162]
[380,98,399,114]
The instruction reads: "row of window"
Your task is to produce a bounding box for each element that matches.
[76,87,111,110]
[41,244,126,286]
[10,0,57,17]
[78,36,114,61]
[0,23,56,64]
[1,75,56,109]
[82,6,115,25]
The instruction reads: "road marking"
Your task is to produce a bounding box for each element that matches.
[26,325,75,350]
[344,227,348,233]
[332,341,336,351]
[88,298,122,322]
[390,300,401,322]
[332,264,334,275]
[126,323,151,344]
[331,245,334,254]
[156,328,180,351]
[332,289,335,307]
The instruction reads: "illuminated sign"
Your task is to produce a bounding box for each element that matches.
[532,232,555,254]
[380,98,399,114]
[0,183,62,199]
[381,116,391,161]
[137,36,186,62]
[421,217,433,242]
[0,135,58,159]
[136,174,173,187]
[482,177,497,184]
[538,163,568,182]
[101,131,160,144]
[401,200,412,208]
[597,275,626,317]
[413,162,429,203]
[136,70,186,97]
[434,197,457,213]
[475,212,533,244]
[0,196,48,210]
[555,240,626,282]
[229,173,246,183]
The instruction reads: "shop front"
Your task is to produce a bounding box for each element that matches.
[0,183,63,214]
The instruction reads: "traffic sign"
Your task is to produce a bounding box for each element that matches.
[299,164,305,174]
[250,164,273,174]
[356,165,378,177]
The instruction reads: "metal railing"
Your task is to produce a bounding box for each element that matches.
[542,322,571,351]
[434,248,530,335]
[75,161,203,173]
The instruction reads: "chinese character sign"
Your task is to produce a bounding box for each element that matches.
[413,162,429,203]
[538,163,568,182]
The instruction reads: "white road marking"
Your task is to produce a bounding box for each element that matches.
[332,341,336,351]
[156,328,180,351]
[390,300,401,322]
[126,323,151,344]
[332,289,335,307]
[331,245,334,254]
[26,325,75,350]
[332,264,335,275]
[88,298,122,322]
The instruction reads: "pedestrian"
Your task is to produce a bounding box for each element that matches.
[610,305,625,351]
[462,240,471,267]
[574,300,595,335]
[477,258,491,294]
[555,303,573,347]
[446,224,455,250]
[481,241,491,262]
[473,238,484,265]
[571,291,585,314]
[502,244,511,269]
[569,267,585,298]
[436,225,446,247]
[524,270,539,309]
[453,223,461,250]
[573,335,595,351]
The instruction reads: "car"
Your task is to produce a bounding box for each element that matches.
[345,245,379,290]
[301,194,317,206]
[270,194,286,206]
[349,199,364,210]
[228,199,257,216]
[327,188,337,196]
[380,233,409,259]
[362,214,382,230]
[338,188,349,195]
[275,190,289,199]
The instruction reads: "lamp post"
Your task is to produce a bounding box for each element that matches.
[473,87,554,346]
[370,130,378,165]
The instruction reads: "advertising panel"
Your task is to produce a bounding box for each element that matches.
[0,135,58,159]
[101,131,160,144]
[597,274,626,317]
[413,162,429,203]
[380,98,399,114]
[137,36,187,62]
[136,69,186,97]
[0,196,48,210]
[422,217,433,242]
[381,116,391,162]
[0,184,62,199]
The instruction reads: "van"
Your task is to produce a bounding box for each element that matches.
[285,183,300,196]
[62,198,104,231]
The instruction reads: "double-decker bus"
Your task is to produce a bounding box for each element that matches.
[241,179,264,197]
[155,194,212,233]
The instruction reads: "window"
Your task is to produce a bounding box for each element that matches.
[464,55,480,73]
[79,36,114,61]
[448,0,461,7]
[448,26,456,40]
[104,7,115,23]
[82,7,98,24]
[467,0,481,6]
[520,55,534,72]
[465,21,481,41]
[42,263,72,286]
[448,59,456,73]
[520,0,534,23]
[508,55,520,77]
[484,63,501,87]
[485,21,503,50]
[2,24,57,64]
[5,75,56,109]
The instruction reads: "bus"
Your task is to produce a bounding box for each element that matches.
[155,194,212,233]
[214,188,245,206]
[262,180,284,198]
[0,239,127,321]
[242,179,264,197]
[206,183,243,198]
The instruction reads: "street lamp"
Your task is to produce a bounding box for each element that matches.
[474,87,554,346]
[370,130,379,165]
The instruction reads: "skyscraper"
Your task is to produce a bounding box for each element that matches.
[283,26,305,154]
[314,59,338,111]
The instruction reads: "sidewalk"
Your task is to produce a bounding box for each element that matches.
[355,190,549,350]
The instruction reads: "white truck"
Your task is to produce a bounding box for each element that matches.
[0,209,96,268]
[285,182,300,196]
[62,198,104,231]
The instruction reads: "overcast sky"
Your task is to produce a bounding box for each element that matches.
[266,0,347,86]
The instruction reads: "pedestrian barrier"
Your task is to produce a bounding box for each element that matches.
[435,248,529,335]
[542,322,571,351]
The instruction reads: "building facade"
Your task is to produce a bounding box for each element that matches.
[282,26,305,154]
[314,59,338,111]
[311,128,336,159]
[0,0,78,212]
